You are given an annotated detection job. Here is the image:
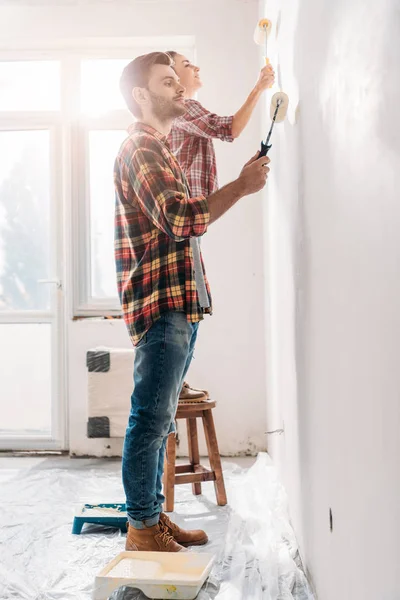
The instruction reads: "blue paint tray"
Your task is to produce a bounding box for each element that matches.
[72,502,127,535]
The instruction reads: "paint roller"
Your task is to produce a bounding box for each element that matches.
[254,17,289,157]
[259,91,289,157]
[254,18,273,66]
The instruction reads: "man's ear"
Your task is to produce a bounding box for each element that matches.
[132,86,148,109]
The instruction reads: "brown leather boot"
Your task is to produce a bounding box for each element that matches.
[125,521,187,552]
[160,513,208,547]
[178,381,209,403]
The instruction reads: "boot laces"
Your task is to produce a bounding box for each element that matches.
[158,523,175,547]
[161,513,179,534]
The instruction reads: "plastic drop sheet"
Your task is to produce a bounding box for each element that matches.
[0,453,314,600]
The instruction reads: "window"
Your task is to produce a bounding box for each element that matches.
[74,57,134,313]
[0,324,52,436]
[0,129,52,311]
[0,60,61,444]
[89,129,128,300]
[0,60,60,111]
[0,42,195,316]
[81,59,132,115]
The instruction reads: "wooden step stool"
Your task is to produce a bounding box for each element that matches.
[163,400,227,512]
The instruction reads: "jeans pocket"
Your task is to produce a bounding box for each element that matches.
[136,333,147,348]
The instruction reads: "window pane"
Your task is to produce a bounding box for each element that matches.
[89,129,127,299]
[0,61,60,111]
[81,59,132,116]
[0,324,51,436]
[0,130,51,311]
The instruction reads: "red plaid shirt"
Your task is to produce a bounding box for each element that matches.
[167,99,234,197]
[114,122,211,346]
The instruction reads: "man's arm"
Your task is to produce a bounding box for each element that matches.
[125,146,210,241]
[121,145,270,239]
[207,153,271,224]
[231,64,275,138]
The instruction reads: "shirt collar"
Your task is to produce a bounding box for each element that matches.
[128,121,170,148]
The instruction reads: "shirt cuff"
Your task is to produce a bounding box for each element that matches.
[219,115,234,142]
[190,195,210,237]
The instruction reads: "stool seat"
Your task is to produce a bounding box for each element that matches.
[176,399,216,414]
[163,398,227,512]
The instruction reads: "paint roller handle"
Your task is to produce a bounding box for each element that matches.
[258,141,271,158]
[263,58,274,89]
[255,63,275,92]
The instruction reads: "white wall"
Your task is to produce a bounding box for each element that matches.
[263,0,400,598]
[0,0,268,457]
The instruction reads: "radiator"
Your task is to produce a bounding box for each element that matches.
[86,347,134,438]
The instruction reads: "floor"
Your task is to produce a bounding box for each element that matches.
[0,453,314,600]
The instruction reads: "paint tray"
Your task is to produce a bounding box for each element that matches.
[93,551,215,600]
[72,503,127,534]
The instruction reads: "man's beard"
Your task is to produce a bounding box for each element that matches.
[149,91,186,121]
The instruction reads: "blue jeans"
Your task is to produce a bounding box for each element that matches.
[123,311,199,529]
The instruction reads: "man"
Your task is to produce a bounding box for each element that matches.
[114,52,270,553]
[167,52,275,402]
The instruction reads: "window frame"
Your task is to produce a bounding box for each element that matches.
[0,115,66,449]
[72,114,132,316]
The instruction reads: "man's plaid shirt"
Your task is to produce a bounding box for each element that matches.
[167,99,234,197]
[114,122,211,346]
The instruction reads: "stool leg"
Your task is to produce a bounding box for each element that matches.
[202,410,227,506]
[187,418,201,496]
[163,432,176,512]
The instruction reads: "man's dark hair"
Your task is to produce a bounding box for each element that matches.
[120,52,173,118]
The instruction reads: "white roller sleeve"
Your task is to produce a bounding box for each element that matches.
[87,347,135,438]
[253,18,272,45]
[270,92,289,122]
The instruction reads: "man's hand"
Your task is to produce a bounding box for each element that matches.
[238,153,271,195]
[207,153,271,224]
[254,64,275,93]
